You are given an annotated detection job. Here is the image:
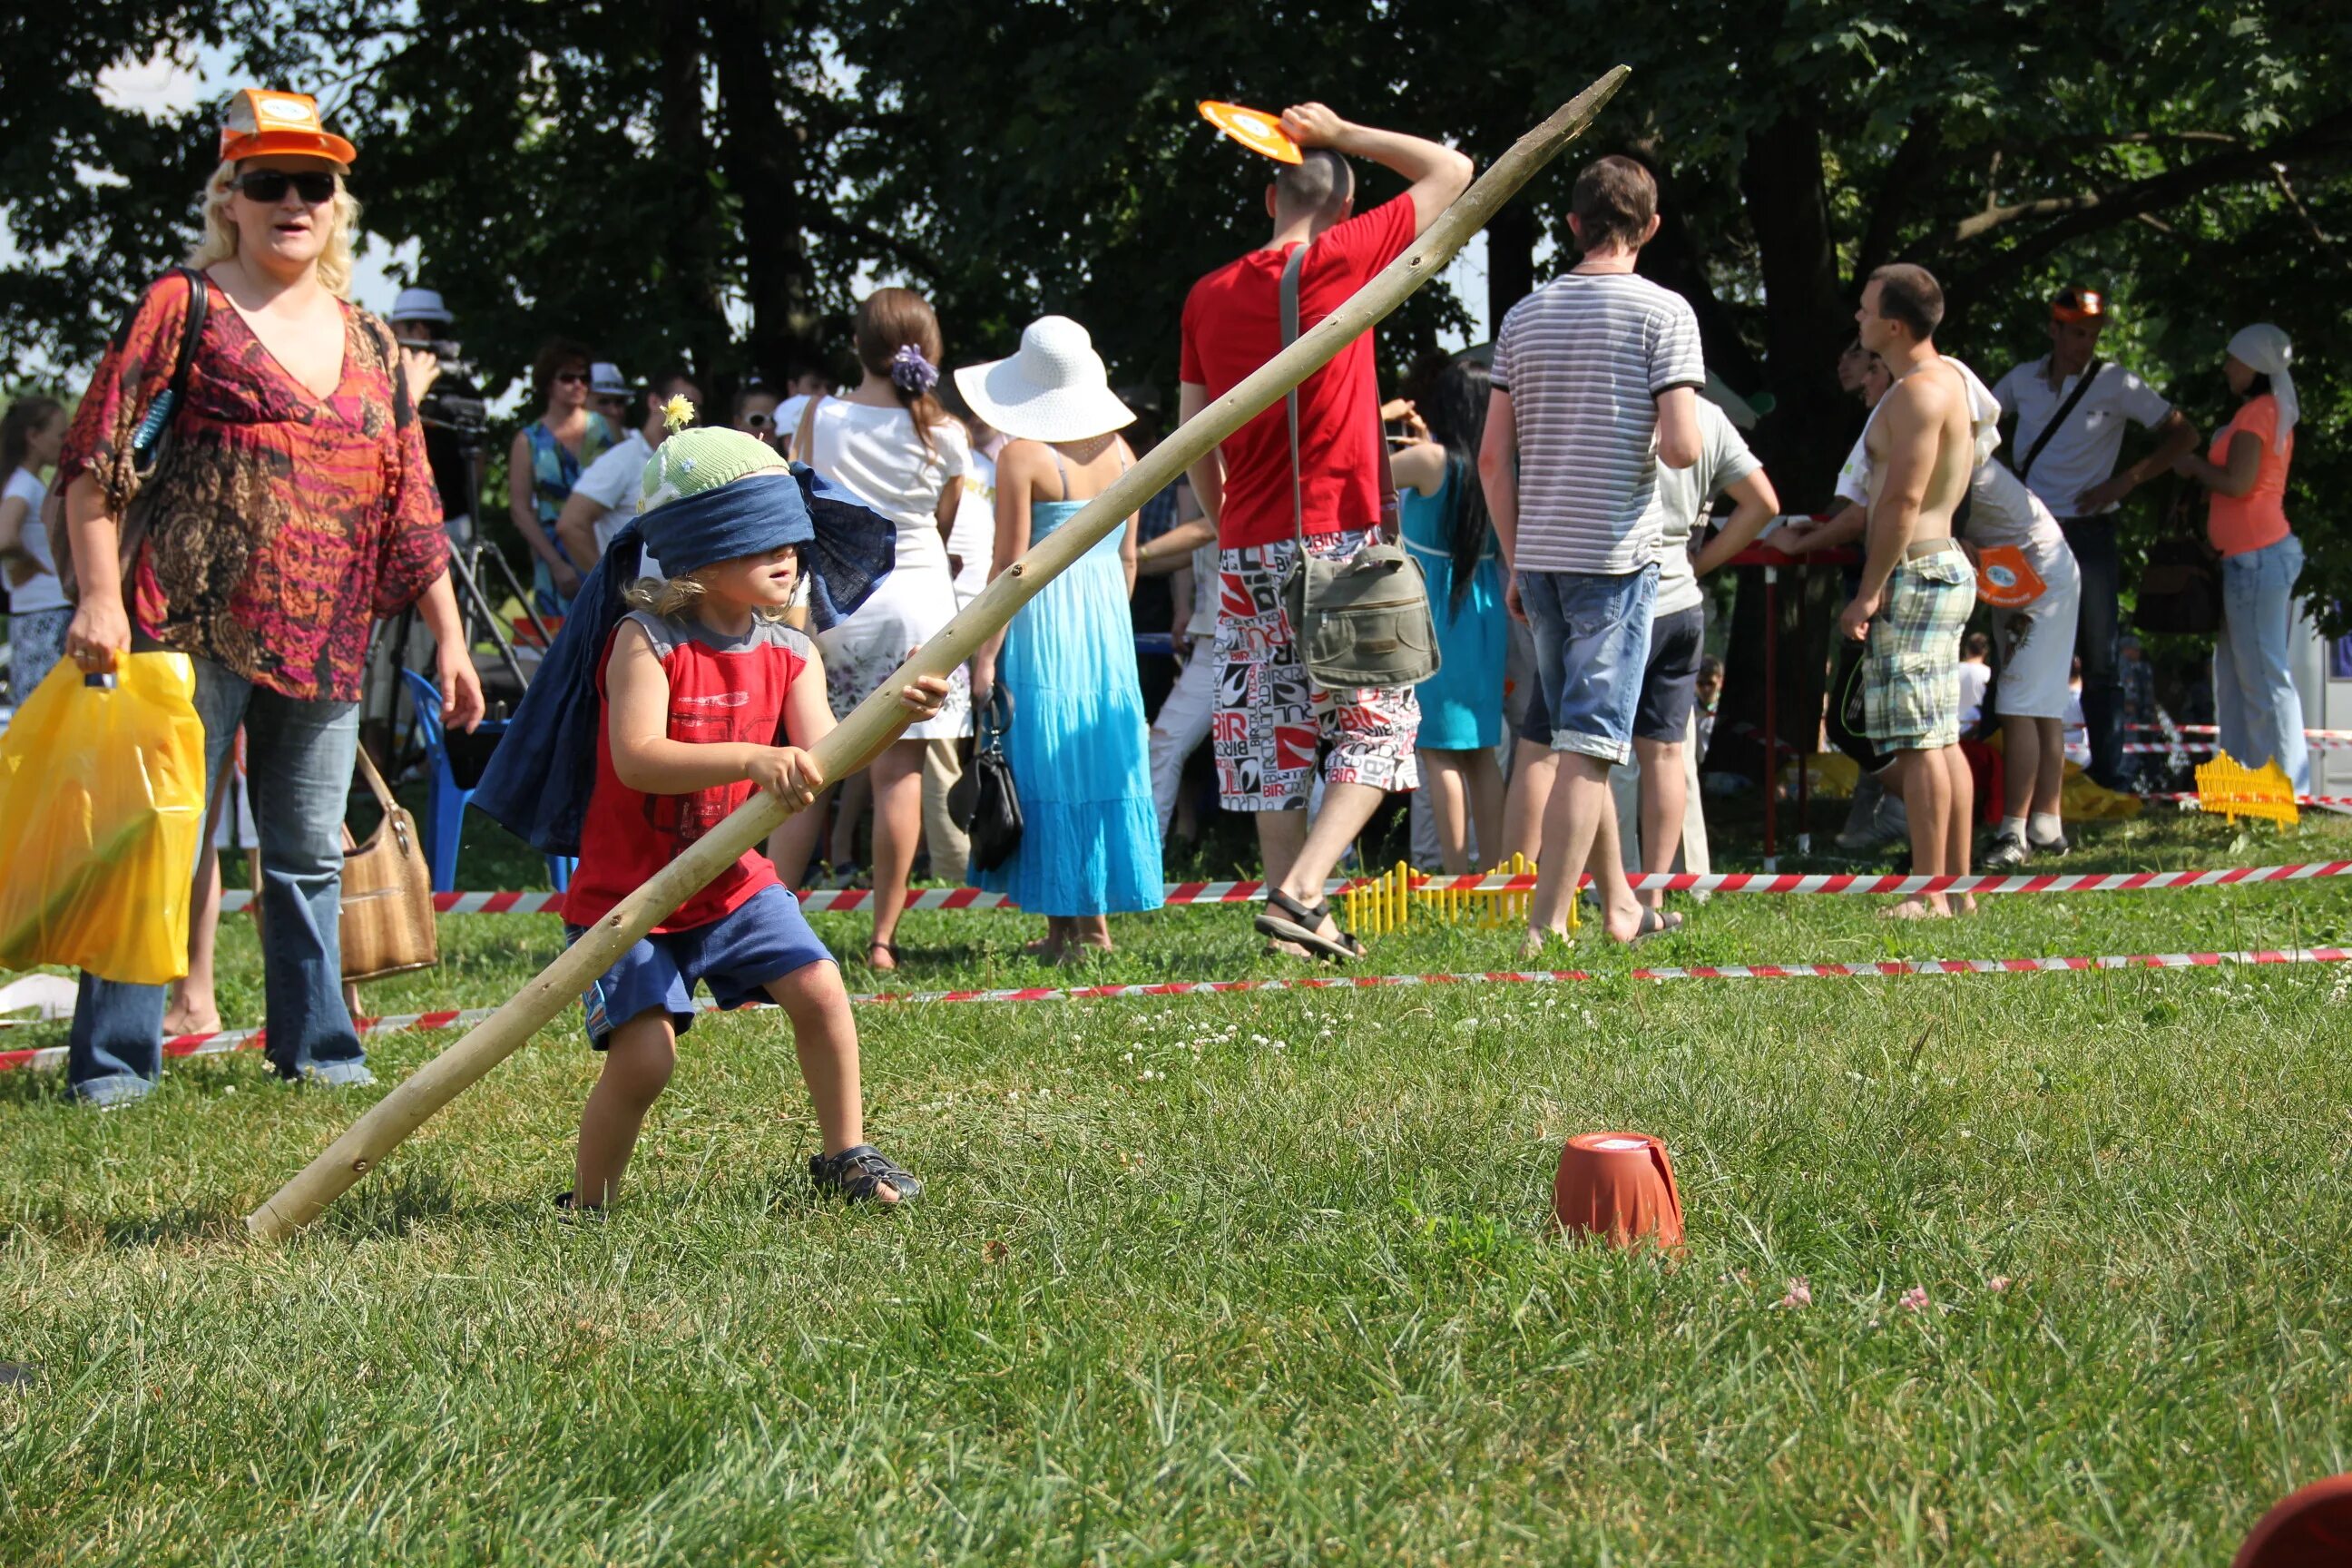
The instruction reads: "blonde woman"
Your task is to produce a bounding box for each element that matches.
[54,90,484,1105]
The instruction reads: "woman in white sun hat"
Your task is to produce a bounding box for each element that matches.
[957,316,1165,960]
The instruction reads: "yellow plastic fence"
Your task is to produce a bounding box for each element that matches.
[2193,751,2298,828]
[1342,853,1571,937]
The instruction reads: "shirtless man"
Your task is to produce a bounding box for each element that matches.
[1839,264,1978,917]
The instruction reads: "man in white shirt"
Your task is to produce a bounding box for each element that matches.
[1607,397,1777,917]
[1990,286,2195,789]
[557,367,701,580]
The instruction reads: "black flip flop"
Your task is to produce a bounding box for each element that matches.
[1253,888,1361,962]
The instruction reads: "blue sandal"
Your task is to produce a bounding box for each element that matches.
[810,1144,923,1203]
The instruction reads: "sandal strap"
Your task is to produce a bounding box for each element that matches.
[1264,887,1327,926]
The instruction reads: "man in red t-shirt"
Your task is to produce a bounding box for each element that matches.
[1178,103,1471,960]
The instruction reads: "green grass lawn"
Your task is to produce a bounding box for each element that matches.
[5,807,2352,1563]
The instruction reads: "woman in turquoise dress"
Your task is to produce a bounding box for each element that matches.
[1392,358,1505,873]
[957,317,1164,960]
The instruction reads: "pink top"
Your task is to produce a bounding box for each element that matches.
[59,270,447,700]
[2206,394,2292,559]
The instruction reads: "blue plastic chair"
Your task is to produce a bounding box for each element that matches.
[398,670,573,894]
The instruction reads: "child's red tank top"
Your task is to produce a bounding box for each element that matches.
[563,609,815,933]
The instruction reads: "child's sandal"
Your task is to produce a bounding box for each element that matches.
[866,939,905,971]
[809,1144,923,1203]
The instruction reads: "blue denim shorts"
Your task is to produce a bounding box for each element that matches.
[1517,565,1659,765]
[564,883,833,1049]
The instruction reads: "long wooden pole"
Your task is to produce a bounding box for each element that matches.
[247,67,1631,1240]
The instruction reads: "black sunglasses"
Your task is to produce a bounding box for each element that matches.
[554,370,590,386]
[232,169,338,205]
[742,412,775,429]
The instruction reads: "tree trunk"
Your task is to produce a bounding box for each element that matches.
[1723,113,1862,801]
[653,0,730,380]
[1485,201,1536,333]
[709,0,825,381]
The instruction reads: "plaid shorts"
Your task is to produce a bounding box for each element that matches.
[1864,544,1978,750]
[1211,529,1420,810]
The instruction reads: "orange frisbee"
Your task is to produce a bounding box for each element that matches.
[1975,544,2046,608]
[1198,101,1301,165]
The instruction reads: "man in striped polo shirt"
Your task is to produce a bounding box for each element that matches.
[1479,155,1703,952]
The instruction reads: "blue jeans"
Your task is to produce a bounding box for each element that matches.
[68,658,365,1104]
[2214,534,2308,794]
[1517,565,1658,767]
[2058,516,2125,788]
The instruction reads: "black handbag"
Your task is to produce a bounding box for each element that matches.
[2134,485,2222,637]
[954,686,1024,873]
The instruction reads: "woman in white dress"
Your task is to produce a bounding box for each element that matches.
[771,288,971,969]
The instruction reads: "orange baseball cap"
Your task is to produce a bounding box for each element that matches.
[219,90,357,169]
[2051,285,2106,323]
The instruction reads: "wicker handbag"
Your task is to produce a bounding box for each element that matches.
[340,747,438,982]
[250,746,439,983]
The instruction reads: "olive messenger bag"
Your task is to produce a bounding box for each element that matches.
[1276,245,1440,691]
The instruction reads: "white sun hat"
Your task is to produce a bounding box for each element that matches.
[954,316,1135,444]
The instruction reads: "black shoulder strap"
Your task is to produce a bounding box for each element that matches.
[367,312,415,429]
[128,267,210,469]
[2015,357,2100,483]
[1279,245,1307,548]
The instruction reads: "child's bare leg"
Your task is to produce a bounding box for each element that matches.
[166,838,225,1035]
[765,963,904,1200]
[1078,914,1112,952]
[573,1011,678,1208]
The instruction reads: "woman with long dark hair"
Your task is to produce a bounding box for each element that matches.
[0,395,70,699]
[1391,358,1506,872]
[770,287,972,969]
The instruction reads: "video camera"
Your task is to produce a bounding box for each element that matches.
[405,338,488,439]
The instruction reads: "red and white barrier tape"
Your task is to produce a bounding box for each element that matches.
[2145,795,2352,808]
[207,861,2352,918]
[1405,863,2352,897]
[2131,722,2352,742]
[2122,739,2350,753]
[6,945,2347,1075]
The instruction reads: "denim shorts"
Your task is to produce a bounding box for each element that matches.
[564,883,833,1049]
[1517,565,1659,765]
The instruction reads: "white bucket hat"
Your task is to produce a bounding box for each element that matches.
[954,316,1135,444]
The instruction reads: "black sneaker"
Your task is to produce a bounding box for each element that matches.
[2028,828,2071,858]
[1979,831,2031,871]
[810,1144,922,1203]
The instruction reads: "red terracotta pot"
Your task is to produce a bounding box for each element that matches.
[2235,1474,2352,1568]
[1553,1132,1684,1250]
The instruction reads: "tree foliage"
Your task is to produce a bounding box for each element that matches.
[4,2,2347,620]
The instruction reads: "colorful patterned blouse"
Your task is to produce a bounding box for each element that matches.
[59,270,449,701]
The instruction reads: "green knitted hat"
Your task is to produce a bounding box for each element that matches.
[640,397,785,512]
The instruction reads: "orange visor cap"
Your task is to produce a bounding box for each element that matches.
[220,90,356,169]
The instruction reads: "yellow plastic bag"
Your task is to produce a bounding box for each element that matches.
[0,652,206,984]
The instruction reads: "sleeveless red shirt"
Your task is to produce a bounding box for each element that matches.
[563,610,814,933]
